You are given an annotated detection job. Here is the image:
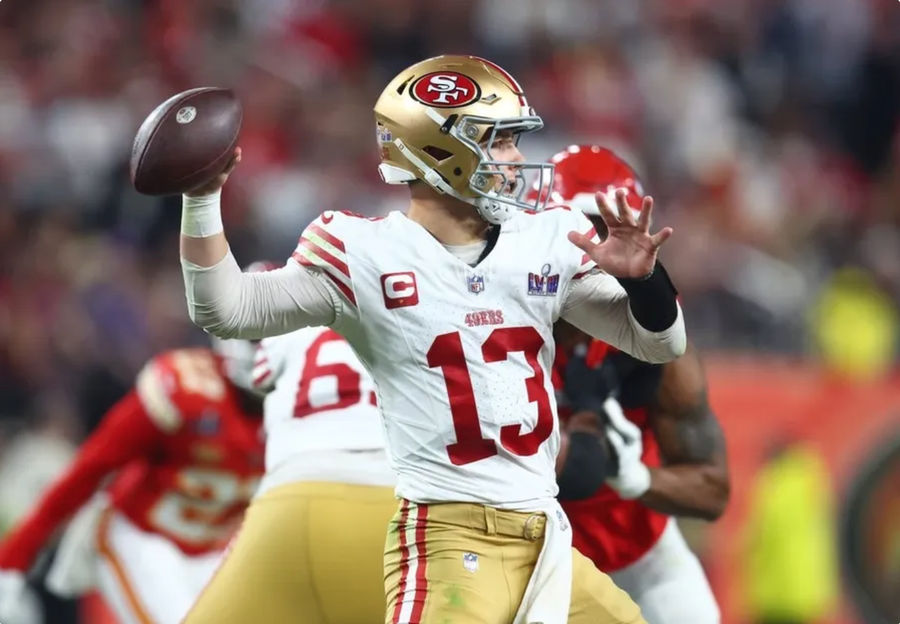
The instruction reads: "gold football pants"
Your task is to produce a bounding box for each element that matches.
[384,500,645,624]
[184,481,397,624]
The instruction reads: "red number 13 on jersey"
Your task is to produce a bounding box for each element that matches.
[427,327,553,466]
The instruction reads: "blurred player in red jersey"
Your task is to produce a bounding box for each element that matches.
[538,146,729,624]
[0,335,266,624]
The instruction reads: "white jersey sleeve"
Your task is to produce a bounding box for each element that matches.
[181,250,339,338]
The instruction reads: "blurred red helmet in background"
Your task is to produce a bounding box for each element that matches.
[529,145,645,217]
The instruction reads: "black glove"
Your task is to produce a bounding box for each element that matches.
[563,349,620,416]
[557,431,616,500]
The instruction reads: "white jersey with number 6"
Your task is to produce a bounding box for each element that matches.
[292,208,618,508]
[252,326,393,495]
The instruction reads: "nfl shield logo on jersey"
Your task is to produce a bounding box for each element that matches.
[467,274,485,294]
[462,552,479,573]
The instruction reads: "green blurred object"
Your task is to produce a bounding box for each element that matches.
[743,443,840,622]
[811,268,898,380]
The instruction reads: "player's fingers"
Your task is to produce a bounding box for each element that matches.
[594,191,621,226]
[637,196,653,231]
[649,226,673,249]
[567,231,596,254]
[616,189,637,227]
[223,147,242,174]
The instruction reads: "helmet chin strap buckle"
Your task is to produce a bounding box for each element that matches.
[424,169,445,189]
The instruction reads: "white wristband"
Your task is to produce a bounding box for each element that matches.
[181,190,224,237]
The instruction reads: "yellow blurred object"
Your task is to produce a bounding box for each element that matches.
[811,267,898,379]
[743,443,839,622]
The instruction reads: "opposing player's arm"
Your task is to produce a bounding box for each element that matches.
[640,342,730,520]
[0,391,165,572]
[179,156,340,339]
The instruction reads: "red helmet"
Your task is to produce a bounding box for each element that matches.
[529,145,645,217]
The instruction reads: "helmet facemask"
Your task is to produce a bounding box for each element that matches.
[447,113,555,223]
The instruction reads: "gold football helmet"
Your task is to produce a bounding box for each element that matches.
[373,55,554,224]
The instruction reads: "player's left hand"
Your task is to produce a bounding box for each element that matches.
[567,190,673,279]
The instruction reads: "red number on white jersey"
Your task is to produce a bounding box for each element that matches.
[294,329,376,418]
[427,327,553,465]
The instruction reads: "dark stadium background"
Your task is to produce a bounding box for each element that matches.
[0,1,898,622]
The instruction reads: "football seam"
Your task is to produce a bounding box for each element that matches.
[135,87,218,190]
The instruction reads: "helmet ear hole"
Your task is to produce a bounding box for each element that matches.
[453,167,463,176]
[423,145,453,163]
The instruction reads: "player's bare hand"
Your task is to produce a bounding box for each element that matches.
[185,147,242,197]
[567,190,672,279]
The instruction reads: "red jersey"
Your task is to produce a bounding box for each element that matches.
[0,348,264,571]
[554,345,669,572]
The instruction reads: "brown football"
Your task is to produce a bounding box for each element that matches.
[130,87,242,196]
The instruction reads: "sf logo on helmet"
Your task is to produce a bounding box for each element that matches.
[412,71,481,108]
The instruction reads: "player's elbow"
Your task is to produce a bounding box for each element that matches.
[187,303,240,339]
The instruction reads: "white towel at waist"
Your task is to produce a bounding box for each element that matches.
[510,498,573,624]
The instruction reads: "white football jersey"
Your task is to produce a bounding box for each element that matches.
[293,208,601,507]
[253,326,390,489]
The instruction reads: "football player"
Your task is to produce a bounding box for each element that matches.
[546,146,728,623]
[0,337,265,624]
[184,325,396,623]
[178,55,687,623]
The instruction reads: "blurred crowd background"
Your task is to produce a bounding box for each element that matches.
[0,0,898,623]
